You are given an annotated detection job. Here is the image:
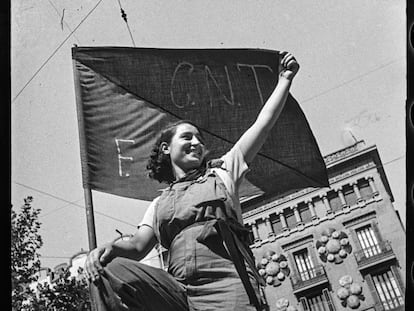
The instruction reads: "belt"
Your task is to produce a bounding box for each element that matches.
[196,218,266,311]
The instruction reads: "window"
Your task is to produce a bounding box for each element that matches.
[299,203,312,224]
[356,225,380,257]
[294,249,315,281]
[270,213,282,235]
[255,218,265,240]
[359,179,372,200]
[371,268,404,310]
[285,208,296,228]
[343,185,357,206]
[245,224,254,245]
[328,192,342,213]
[299,288,336,311]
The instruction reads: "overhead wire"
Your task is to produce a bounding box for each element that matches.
[11,3,406,269]
[39,198,85,218]
[12,153,405,226]
[20,155,406,264]
[301,57,404,104]
[12,181,138,228]
[11,1,405,234]
[378,155,405,168]
[41,251,163,262]
[12,0,401,111]
[116,0,136,47]
[12,0,105,104]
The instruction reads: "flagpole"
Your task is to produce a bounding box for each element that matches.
[72,45,98,250]
[83,187,97,249]
[72,45,102,310]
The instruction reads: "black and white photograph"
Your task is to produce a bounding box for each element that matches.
[11,1,407,310]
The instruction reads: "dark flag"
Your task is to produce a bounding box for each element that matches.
[72,46,328,203]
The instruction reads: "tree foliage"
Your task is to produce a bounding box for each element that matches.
[11,197,91,310]
[11,196,43,310]
[31,268,91,311]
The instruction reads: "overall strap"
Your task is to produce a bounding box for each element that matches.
[197,218,265,311]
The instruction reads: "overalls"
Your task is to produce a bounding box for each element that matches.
[93,170,265,311]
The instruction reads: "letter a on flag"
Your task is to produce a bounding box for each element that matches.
[72,47,328,203]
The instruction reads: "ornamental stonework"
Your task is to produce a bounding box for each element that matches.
[336,275,365,309]
[315,228,352,264]
[256,250,290,286]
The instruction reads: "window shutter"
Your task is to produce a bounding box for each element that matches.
[390,265,405,293]
[299,297,309,311]
[308,244,319,269]
[349,228,360,252]
[371,221,383,243]
[288,252,299,276]
[322,288,336,311]
[364,274,382,307]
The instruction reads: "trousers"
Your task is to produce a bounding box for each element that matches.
[92,225,260,311]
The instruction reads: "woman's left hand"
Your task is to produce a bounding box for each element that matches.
[279,51,300,81]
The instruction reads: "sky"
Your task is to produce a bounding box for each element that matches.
[11,0,406,269]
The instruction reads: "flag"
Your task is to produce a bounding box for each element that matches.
[72,46,328,202]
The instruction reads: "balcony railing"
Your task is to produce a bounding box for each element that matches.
[354,241,395,270]
[290,265,329,293]
[372,302,405,311]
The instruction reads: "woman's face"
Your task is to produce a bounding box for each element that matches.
[163,123,206,173]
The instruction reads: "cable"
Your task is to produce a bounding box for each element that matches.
[12,0,105,104]
[12,181,138,228]
[40,198,84,218]
[301,57,403,104]
[379,155,405,168]
[116,0,136,47]
[41,252,163,262]
[27,155,407,266]
[46,0,81,44]
[12,151,405,227]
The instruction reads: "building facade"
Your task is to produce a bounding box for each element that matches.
[242,141,405,311]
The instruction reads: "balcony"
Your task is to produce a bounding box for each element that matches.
[372,302,405,311]
[290,265,329,293]
[354,241,396,271]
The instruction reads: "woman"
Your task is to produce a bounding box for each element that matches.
[85,51,299,311]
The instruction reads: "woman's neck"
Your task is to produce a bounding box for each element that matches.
[172,162,206,182]
[172,164,190,181]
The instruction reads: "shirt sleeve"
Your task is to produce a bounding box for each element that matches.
[220,145,250,189]
[214,145,249,223]
[137,196,159,229]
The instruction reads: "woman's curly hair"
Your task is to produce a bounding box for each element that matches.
[146,120,204,184]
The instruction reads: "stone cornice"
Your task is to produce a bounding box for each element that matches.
[243,162,376,219]
[323,141,366,166]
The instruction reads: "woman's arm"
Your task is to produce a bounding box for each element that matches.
[84,225,157,282]
[234,51,299,164]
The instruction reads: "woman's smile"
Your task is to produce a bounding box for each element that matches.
[185,146,203,157]
[166,123,206,174]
